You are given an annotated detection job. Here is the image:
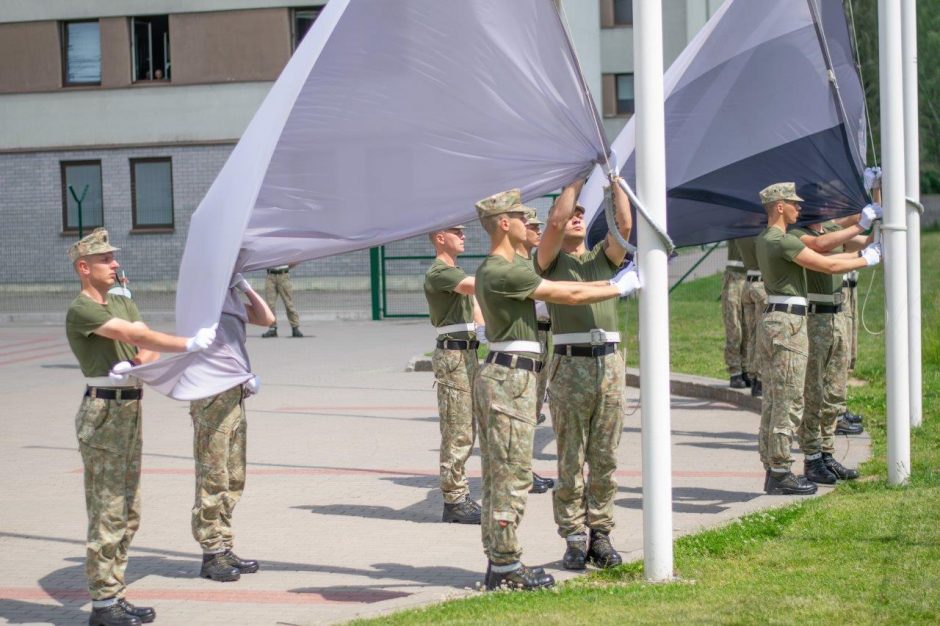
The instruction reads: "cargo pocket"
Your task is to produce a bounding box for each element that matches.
[75,397,124,455]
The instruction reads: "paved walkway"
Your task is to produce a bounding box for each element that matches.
[0,320,870,625]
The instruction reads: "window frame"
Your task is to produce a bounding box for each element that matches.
[291,6,323,51]
[130,157,175,232]
[612,0,633,26]
[600,0,633,28]
[615,72,635,116]
[61,19,102,87]
[61,160,105,234]
[130,15,172,83]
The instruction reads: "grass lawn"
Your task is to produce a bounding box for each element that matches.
[358,230,940,625]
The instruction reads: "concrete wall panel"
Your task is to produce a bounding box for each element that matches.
[0,22,62,93]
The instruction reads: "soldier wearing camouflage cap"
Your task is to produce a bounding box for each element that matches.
[473,181,639,591]
[65,229,218,626]
[535,176,634,571]
[754,183,881,496]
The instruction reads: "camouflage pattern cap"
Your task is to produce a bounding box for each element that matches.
[759,182,805,205]
[68,228,119,263]
[475,189,534,219]
[449,224,467,230]
[524,209,544,226]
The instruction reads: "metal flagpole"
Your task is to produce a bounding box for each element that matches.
[902,0,922,428]
[634,0,674,581]
[878,0,911,484]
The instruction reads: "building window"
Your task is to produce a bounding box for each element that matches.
[613,0,633,25]
[61,161,104,232]
[292,7,323,50]
[62,20,101,85]
[132,16,171,81]
[616,73,635,115]
[131,158,174,229]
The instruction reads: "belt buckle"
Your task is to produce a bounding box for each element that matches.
[833,292,844,306]
[590,329,605,346]
[88,387,97,399]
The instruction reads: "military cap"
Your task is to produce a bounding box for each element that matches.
[759,182,805,205]
[449,224,466,230]
[68,228,119,263]
[524,209,544,226]
[475,189,535,219]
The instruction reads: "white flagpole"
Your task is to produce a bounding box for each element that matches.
[902,0,922,427]
[878,0,911,484]
[634,0,674,581]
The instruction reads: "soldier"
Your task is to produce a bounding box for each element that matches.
[737,236,766,397]
[66,228,216,626]
[192,274,275,581]
[261,265,303,338]
[754,183,881,495]
[535,177,632,570]
[790,211,877,484]
[423,225,485,524]
[473,182,639,590]
[721,239,749,388]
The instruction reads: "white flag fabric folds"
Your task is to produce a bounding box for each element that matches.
[131,0,608,400]
[582,0,869,248]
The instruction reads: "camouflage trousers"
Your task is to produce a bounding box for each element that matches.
[190,386,246,553]
[473,361,537,565]
[843,282,858,369]
[798,311,848,456]
[75,395,142,600]
[757,311,808,470]
[547,350,625,537]
[742,279,767,379]
[432,347,478,504]
[535,327,550,418]
[721,270,747,375]
[264,272,300,329]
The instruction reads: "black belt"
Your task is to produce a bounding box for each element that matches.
[843,278,857,288]
[746,275,763,283]
[537,321,551,332]
[809,303,843,314]
[436,339,480,350]
[764,303,807,316]
[85,387,143,400]
[554,343,617,357]
[267,269,289,275]
[485,351,543,373]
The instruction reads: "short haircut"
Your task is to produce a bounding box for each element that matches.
[480,214,502,235]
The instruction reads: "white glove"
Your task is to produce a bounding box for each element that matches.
[858,203,882,230]
[610,262,641,296]
[185,324,218,352]
[229,273,250,292]
[108,360,135,385]
[475,324,488,345]
[860,242,882,267]
[863,166,882,192]
[534,300,549,319]
[244,375,261,396]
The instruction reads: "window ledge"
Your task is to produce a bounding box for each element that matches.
[61,229,103,237]
[130,227,175,234]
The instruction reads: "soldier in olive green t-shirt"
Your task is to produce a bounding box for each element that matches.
[737,236,766,395]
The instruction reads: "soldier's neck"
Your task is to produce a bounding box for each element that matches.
[436,251,457,267]
[80,282,108,305]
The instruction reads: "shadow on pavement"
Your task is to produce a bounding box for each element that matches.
[615,485,762,514]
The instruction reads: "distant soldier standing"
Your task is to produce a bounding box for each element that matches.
[261,265,303,338]
[754,183,880,495]
[66,229,216,626]
[192,274,275,581]
[424,225,485,524]
[721,239,749,388]
[736,236,766,397]
[536,177,633,570]
[473,183,639,590]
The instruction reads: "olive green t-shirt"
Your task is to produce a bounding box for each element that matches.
[423,259,474,340]
[736,236,760,271]
[755,226,807,297]
[66,293,141,376]
[791,221,843,296]
[726,239,746,273]
[536,241,619,337]
[475,253,541,355]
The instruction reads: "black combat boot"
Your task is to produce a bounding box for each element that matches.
[529,472,554,494]
[562,536,587,570]
[291,326,304,338]
[751,379,763,397]
[804,456,838,484]
[842,410,864,425]
[200,552,241,582]
[835,416,864,435]
[587,529,622,568]
[729,374,747,389]
[484,563,555,591]
[442,496,481,524]
[261,326,277,338]
[88,603,141,626]
[822,453,860,480]
[765,470,818,495]
[222,549,259,574]
[117,599,154,624]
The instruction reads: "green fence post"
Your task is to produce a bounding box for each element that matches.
[369,246,382,320]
